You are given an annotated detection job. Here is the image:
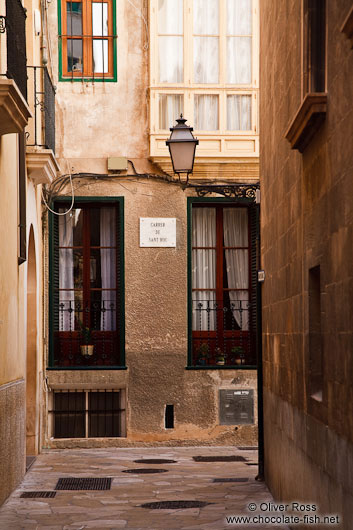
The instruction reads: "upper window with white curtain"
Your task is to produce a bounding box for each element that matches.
[158,0,184,83]
[151,0,257,133]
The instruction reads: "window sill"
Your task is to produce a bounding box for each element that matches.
[341,5,353,48]
[285,92,327,153]
[46,366,127,371]
[186,365,257,370]
[0,79,32,135]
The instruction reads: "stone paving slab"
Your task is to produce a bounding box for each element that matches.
[0,447,289,529]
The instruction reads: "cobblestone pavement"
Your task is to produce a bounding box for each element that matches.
[0,447,289,529]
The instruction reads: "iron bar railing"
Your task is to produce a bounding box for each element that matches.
[27,66,56,153]
[5,0,27,100]
[191,299,256,367]
[50,390,125,438]
[53,300,120,367]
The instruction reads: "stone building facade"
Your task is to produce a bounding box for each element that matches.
[0,0,60,504]
[42,0,261,448]
[260,0,353,526]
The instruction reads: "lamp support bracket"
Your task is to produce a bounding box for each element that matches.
[189,183,260,201]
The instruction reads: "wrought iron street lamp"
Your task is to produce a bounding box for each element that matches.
[166,115,198,184]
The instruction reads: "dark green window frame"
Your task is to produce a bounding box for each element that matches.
[186,197,259,370]
[57,0,118,83]
[48,196,125,370]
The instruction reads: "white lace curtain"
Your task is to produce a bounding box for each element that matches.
[59,207,116,332]
[192,207,249,331]
[192,208,216,331]
[158,0,183,83]
[59,210,77,331]
[100,208,116,331]
[223,208,249,330]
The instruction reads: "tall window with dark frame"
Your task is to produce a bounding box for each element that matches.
[60,0,115,79]
[190,204,257,367]
[51,202,122,367]
[303,0,326,94]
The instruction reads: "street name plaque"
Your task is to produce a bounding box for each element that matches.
[140,218,176,247]
[219,389,254,425]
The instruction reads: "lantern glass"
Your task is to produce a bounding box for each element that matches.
[168,141,196,173]
[166,115,199,176]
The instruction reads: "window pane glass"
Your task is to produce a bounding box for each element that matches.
[93,40,109,73]
[159,94,183,129]
[90,207,116,247]
[89,249,116,289]
[59,249,83,289]
[227,36,251,83]
[192,250,216,289]
[223,207,248,245]
[227,0,252,35]
[66,2,82,36]
[59,208,83,246]
[159,36,183,82]
[91,290,116,331]
[192,207,216,246]
[92,2,108,36]
[224,250,249,288]
[227,95,251,130]
[67,39,83,72]
[192,292,216,331]
[194,95,219,130]
[193,0,219,35]
[194,37,219,83]
[158,0,183,34]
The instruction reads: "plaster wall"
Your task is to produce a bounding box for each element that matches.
[44,179,258,446]
[46,0,149,164]
[260,0,353,523]
[0,134,22,385]
[43,0,259,446]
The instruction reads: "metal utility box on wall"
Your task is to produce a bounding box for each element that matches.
[219,389,254,425]
[107,157,128,171]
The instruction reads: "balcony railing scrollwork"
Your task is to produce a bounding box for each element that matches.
[191,299,256,367]
[27,66,56,153]
[53,300,121,367]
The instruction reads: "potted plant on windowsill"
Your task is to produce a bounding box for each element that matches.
[215,347,226,366]
[231,346,245,365]
[79,322,94,358]
[196,342,210,366]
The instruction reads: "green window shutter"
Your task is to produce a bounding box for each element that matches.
[249,203,260,366]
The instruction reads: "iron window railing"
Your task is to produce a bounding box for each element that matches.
[27,67,56,153]
[5,0,27,100]
[191,299,256,367]
[53,301,121,367]
[50,390,125,438]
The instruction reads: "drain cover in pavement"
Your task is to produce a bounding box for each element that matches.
[213,478,249,483]
[55,478,112,490]
[193,455,246,462]
[134,459,176,464]
[122,468,168,474]
[140,501,212,509]
[20,491,56,498]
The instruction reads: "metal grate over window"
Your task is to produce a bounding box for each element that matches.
[50,390,125,438]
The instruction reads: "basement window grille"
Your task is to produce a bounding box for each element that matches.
[49,389,126,438]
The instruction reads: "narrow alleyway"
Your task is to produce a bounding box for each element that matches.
[0,447,288,529]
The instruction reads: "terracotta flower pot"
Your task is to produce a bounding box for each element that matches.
[80,345,94,357]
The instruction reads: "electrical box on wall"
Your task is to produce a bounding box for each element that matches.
[107,157,128,171]
[219,389,254,425]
